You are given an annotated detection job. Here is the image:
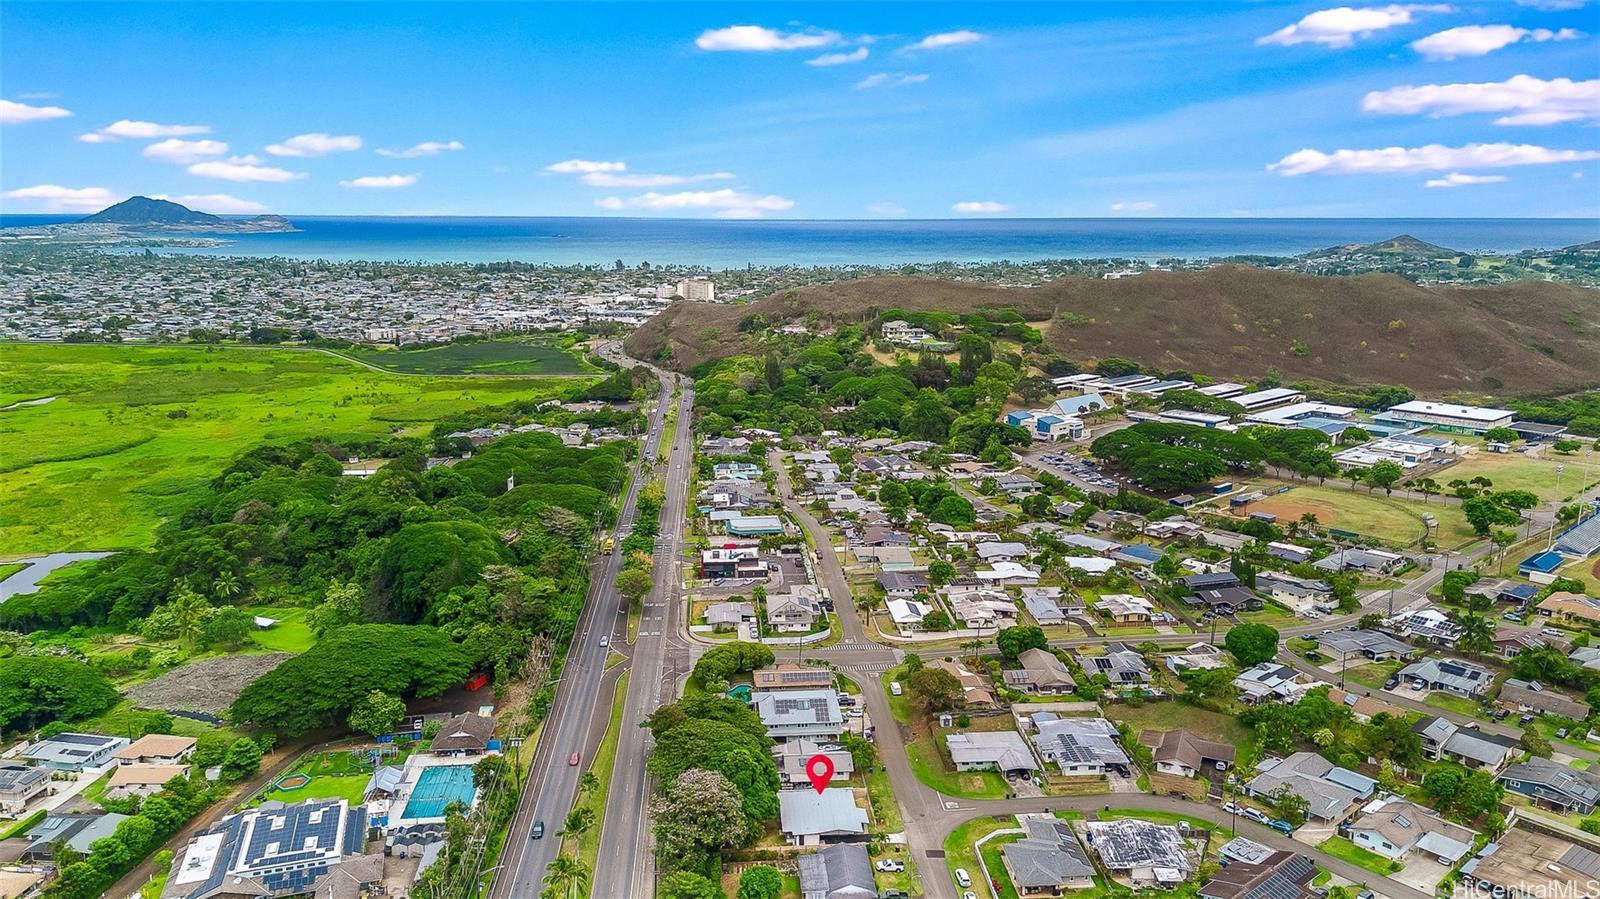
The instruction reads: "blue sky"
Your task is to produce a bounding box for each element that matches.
[2,2,1597,218]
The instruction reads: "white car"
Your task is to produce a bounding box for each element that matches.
[1222,801,1241,814]
[875,859,905,873]
[599,634,609,647]
[955,868,972,888]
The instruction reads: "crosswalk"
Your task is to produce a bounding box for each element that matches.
[833,661,896,673]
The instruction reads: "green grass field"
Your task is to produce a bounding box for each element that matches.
[1248,480,1476,548]
[907,731,1010,799]
[1447,452,1598,504]
[1317,836,1403,874]
[242,607,316,653]
[571,671,628,872]
[1343,660,1403,690]
[259,748,379,805]
[0,343,591,553]
[336,338,597,376]
[1105,701,1258,759]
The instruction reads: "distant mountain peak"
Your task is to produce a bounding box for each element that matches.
[81,196,223,225]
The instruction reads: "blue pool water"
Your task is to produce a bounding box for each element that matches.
[401,764,477,819]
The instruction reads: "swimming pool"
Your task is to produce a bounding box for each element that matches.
[401,765,477,819]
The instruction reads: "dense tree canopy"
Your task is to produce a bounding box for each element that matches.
[1225,623,1280,666]
[0,656,119,731]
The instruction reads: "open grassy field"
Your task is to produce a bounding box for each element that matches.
[1446,452,1599,504]
[336,338,597,376]
[1245,480,1475,548]
[0,343,591,554]
[1105,701,1258,759]
[242,607,316,653]
[1317,836,1403,875]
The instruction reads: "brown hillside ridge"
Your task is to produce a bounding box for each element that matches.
[624,266,1600,398]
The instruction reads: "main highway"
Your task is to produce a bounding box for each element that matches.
[490,343,676,899]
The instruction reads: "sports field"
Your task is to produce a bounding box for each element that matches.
[0,343,591,554]
[337,338,597,375]
[1243,481,1475,548]
[1445,451,1598,504]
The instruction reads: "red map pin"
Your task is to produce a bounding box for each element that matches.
[804,754,835,793]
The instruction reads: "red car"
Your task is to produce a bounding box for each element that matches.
[569,752,581,767]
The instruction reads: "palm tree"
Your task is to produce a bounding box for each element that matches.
[1455,611,1494,658]
[545,854,590,899]
[212,569,241,602]
[169,588,210,649]
[560,806,594,839]
[578,771,599,795]
[1298,512,1319,535]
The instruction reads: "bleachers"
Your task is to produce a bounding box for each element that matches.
[1556,509,1600,557]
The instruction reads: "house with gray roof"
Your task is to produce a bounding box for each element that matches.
[1398,657,1492,697]
[1499,678,1590,719]
[976,541,1030,563]
[1500,756,1600,815]
[1003,816,1097,896]
[1086,818,1193,886]
[754,690,845,742]
[1245,753,1372,823]
[1005,647,1076,695]
[25,812,130,860]
[774,740,854,788]
[778,788,869,847]
[1348,797,1476,865]
[1315,629,1417,663]
[1032,717,1130,775]
[1019,586,1068,625]
[1076,643,1152,687]
[1413,716,1520,771]
[22,732,128,771]
[1199,849,1317,899]
[946,732,1038,777]
[705,600,755,630]
[797,843,875,899]
[0,762,49,816]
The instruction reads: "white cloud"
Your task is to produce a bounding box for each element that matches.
[580,171,735,188]
[265,132,362,157]
[377,140,465,158]
[593,188,795,218]
[187,160,307,182]
[855,72,929,90]
[1110,201,1158,211]
[695,25,840,52]
[1423,172,1508,187]
[142,138,229,163]
[0,98,72,125]
[1515,0,1588,9]
[867,201,907,216]
[151,193,268,213]
[907,30,984,51]
[78,119,209,142]
[1269,142,1600,175]
[2,184,115,212]
[951,200,1012,214]
[545,158,626,174]
[1257,5,1453,48]
[1363,75,1599,126]
[807,47,869,66]
[1411,24,1582,59]
[339,174,418,189]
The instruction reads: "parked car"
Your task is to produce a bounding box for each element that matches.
[1243,808,1271,825]
[1222,801,1241,814]
[889,681,903,696]
[1383,676,1400,689]
[1268,819,1295,835]
[1519,714,1536,725]
[1504,612,1525,622]
[955,868,972,888]
[875,859,905,873]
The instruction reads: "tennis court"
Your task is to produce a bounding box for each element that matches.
[401,764,477,819]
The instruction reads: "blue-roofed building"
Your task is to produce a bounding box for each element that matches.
[1050,393,1111,417]
[1519,550,1567,585]
[1032,414,1084,442]
[1006,410,1037,428]
[161,798,381,899]
[1114,543,1164,566]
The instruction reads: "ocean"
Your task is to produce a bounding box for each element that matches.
[1,215,1593,269]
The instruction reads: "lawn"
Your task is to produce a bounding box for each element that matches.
[865,765,904,833]
[1238,603,1301,627]
[906,730,1009,800]
[1447,452,1595,505]
[978,832,1026,899]
[1317,836,1403,875]
[1343,660,1403,690]
[1105,700,1258,759]
[1423,692,1486,718]
[569,671,627,870]
[336,338,596,376]
[259,748,380,806]
[1248,481,1475,548]
[880,666,913,725]
[242,606,316,653]
[944,815,1019,899]
[0,343,591,553]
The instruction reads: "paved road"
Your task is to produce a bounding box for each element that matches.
[590,370,697,899]
[490,349,673,899]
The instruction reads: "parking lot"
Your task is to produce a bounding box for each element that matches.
[1022,448,1119,494]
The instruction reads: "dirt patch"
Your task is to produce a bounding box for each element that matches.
[128,652,293,715]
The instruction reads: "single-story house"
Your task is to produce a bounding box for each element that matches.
[1188,585,1261,616]
[1032,716,1130,775]
[753,663,835,692]
[1004,647,1076,695]
[1499,678,1590,719]
[778,788,869,846]
[23,812,130,860]
[1145,730,1235,778]
[1315,629,1417,663]
[1198,850,1317,899]
[112,734,197,767]
[1538,591,1600,627]
[0,762,50,816]
[773,740,854,789]
[1314,547,1406,574]
[946,731,1039,777]
[1256,571,1333,613]
[1095,593,1154,624]
[877,571,929,600]
[1233,663,1314,705]
[797,843,876,899]
[705,601,755,631]
[105,764,189,801]
[1398,657,1492,698]
[946,589,1019,630]
[1003,815,1098,897]
[976,561,1042,586]
[1164,643,1229,675]
[1348,797,1476,865]
[1397,607,1464,646]
[930,659,1000,708]
[1085,818,1192,886]
[429,712,497,756]
[1077,643,1153,686]
[1246,753,1372,823]
[1326,687,1409,724]
[976,541,1030,564]
[1499,756,1600,815]
[1061,556,1118,576]
[22,733,128,772]
[1019,586,1067,625]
